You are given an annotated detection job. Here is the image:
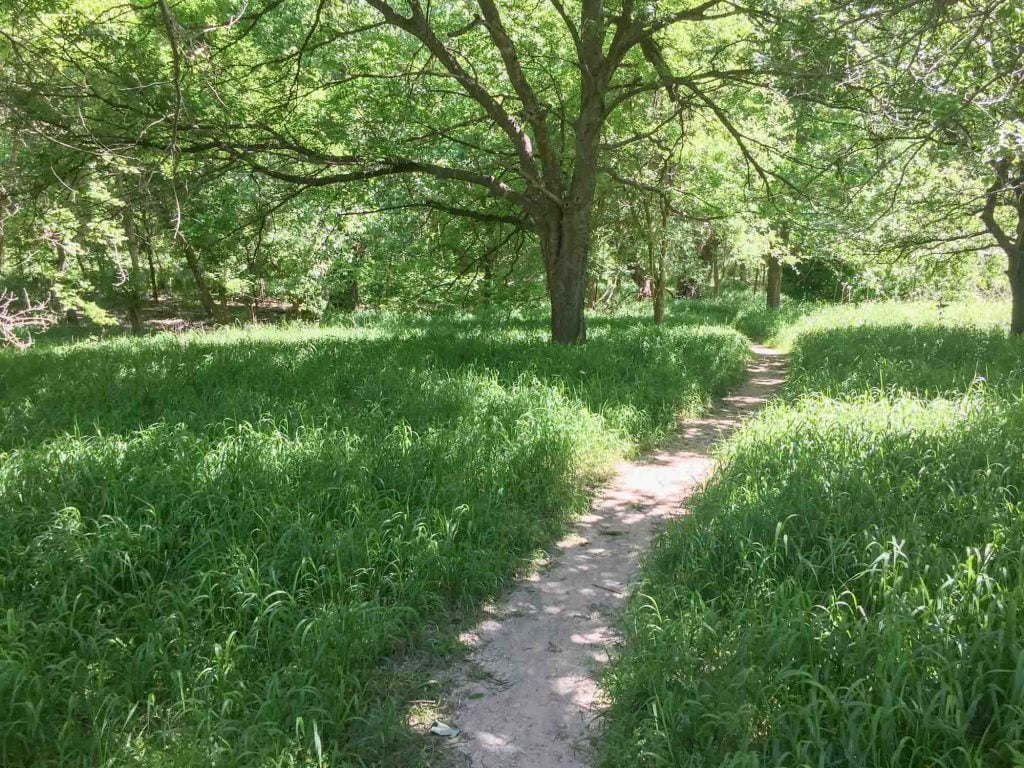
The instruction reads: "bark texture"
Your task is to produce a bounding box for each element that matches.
[765,254,782,309]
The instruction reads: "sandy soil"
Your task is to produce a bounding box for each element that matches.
[442,345,788,768]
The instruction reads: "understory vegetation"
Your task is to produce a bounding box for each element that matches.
[2,0,1022,761]
[0,312,748,767]
[603,300,1024,767]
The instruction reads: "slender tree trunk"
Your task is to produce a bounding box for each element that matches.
[653,271,666,323]
[146,248,159,303]
[1009,251,1024,335]
[138,210,160,303]
[766,254,783,309]
[0,137,16,275]
[712,257,721,297]
[55,241,70,273]
[119,175,145,335]
[652,197,669,324]
[481,255,494,307]
[181,242,218,319]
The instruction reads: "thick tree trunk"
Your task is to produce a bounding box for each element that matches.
[980,160,1024,335]
[1010,252,1024,335]
[542,208,590,344]
[766,254,782,309]
[540,67,603,344]
[547,234,588,344]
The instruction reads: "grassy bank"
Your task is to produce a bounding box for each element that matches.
[0,314,748,767]
[602,300,1024,767]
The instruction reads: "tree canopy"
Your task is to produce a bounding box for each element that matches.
[0,0,1019,341]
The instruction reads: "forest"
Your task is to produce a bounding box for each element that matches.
[1,0,1022,766]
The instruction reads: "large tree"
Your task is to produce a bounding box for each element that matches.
[4,0,788,342]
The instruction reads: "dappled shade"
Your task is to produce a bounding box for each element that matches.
[0,313,748,765]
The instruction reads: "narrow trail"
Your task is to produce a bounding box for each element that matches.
[443,345,788,768]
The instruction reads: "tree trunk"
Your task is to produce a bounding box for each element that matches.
[543,208,589,345]
[541,70,603,345]
[55,241,69,273]
[119,175,145,335]
[0,137,16,276]
[146,248,160,303]
[766,254,782,309]
[181,242,218,319]
[652,197,669,324]
[712,257,721,297]
[1010,251,1024,335]
[142,214,160,303]
[653,275,665,323]
[980,160,1024,335]
[541,166,598,344]
[547,236,588,344]
[481,256,494,307]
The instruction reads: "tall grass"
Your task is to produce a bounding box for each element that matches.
[667,290,813,343]
[602,299,1024,767]
[0,313,748,767]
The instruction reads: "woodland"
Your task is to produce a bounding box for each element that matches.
[1,1,1023,767]
[0,0,1020,339]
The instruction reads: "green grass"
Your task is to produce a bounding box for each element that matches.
[0,313,749,767]
[602,299,1024,767]
[667,289,814,343]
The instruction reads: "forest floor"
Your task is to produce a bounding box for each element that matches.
[439,346,787,768]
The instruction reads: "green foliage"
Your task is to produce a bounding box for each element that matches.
[602,300,1024,767]
[668,290,815,343]
[0,313,748,766]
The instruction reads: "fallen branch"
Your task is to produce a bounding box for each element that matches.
[0,289,57,349]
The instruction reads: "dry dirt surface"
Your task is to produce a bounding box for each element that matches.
[442,345,788,768]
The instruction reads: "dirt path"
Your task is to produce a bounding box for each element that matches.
[442,345,787,768]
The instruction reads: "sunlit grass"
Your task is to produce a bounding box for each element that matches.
[602,299,1024,767]
[0,313,748,767]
